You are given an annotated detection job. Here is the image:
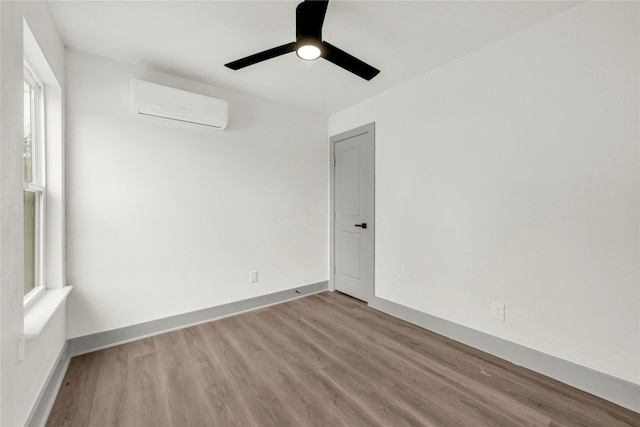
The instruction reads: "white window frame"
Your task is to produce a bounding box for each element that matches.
[23,62,47,307]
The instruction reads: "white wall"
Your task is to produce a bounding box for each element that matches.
[330,1,639,385]
[65,50,328,339]
[0,2,67,426]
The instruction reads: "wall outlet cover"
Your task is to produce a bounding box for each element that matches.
[492,302,506,321]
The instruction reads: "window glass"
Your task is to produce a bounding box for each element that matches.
[23,72,42,298]
[24,80,33,183]
[24,190,37,295]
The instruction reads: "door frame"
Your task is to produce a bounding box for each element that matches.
[329,122,375,300]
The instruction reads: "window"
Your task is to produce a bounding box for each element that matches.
[23,64,45,299]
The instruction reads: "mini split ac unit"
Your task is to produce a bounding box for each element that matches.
[130,79,229,130]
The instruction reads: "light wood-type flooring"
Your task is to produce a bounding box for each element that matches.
[47,291,640,426]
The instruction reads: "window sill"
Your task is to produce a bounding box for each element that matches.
[23,286,72,340]
[23,285,46,310]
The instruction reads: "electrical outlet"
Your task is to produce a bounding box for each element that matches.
[492,302,505,321]
[250,270,258,283]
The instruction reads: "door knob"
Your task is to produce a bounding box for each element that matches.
[354,223,367,229]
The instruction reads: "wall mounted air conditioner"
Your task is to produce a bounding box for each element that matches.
[130,79,229,130]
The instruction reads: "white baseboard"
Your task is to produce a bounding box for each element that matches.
[69,281,328,356]
[26,341,70,427]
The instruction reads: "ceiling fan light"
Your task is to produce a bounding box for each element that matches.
[296,44,321,61]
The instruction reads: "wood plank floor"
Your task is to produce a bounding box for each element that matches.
[47,291,640,427]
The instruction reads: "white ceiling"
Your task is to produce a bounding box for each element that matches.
[47,0,578,115]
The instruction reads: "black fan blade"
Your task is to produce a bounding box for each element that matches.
[225,42,297,70]
[296,0,329,39]
[321,41,380,81]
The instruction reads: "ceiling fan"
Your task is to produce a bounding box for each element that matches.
[225,0,380,81]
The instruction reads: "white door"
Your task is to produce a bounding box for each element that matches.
[332,123,374,302]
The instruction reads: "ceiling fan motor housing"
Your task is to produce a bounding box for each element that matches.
[296,0,324,52]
